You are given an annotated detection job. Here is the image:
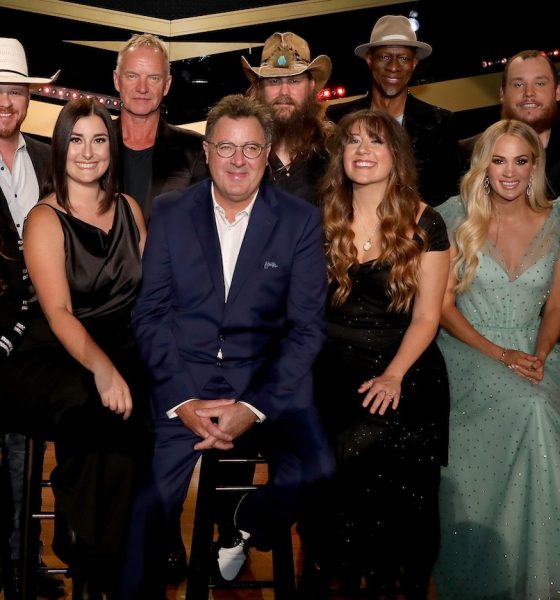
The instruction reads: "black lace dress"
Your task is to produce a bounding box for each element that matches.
[313,206,450,598]
[0,196,151,591]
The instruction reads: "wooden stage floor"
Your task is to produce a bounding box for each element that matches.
[1,442,438,599]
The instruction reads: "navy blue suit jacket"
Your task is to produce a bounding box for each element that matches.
[132,178,328,422]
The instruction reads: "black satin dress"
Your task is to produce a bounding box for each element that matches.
[313,207,450,599]
[0,196,151,592]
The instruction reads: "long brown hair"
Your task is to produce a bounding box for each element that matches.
[247,78,334,162]
[43,98,119,214]
[322,109,427,312]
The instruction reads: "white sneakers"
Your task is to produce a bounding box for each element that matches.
[216,529,251,581]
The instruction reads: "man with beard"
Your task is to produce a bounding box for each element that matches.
[328,15,460,207]
[461,50,560,197]
[0,38,65,599]
[242,32,333,206]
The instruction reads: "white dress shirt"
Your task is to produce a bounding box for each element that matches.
[168,184,266,422]
[0,133,40,238]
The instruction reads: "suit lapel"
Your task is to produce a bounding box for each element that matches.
[191,190,226,302]
[227,189,277,306]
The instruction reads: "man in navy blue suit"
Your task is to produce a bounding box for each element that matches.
[123,94,334,597]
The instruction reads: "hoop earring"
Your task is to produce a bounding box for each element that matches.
[484,174,491,195]
[526,176,534,199]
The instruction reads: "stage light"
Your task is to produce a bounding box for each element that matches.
[32,85,122,112]
[408,10,420,32]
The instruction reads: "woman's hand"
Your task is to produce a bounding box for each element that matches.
[358,373,401,415]
[502,348,544,384]
[94,363,133,420]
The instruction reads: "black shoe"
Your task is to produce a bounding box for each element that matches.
[164,546,188,585]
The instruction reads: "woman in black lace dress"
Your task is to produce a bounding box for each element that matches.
[0,98,151,599]
[313,110,450,599]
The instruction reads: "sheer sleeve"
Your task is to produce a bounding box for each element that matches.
[435,195,467,243]
[418,205,451,252]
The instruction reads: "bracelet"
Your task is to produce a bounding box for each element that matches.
[499,348,507,364]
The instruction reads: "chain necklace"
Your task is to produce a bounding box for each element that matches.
[353,202,379,252]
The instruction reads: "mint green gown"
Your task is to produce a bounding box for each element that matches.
[434,196,560,600]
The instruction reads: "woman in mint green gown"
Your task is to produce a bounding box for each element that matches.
[435,119,560,599]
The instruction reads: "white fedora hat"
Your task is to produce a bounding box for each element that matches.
[0,38,59,87]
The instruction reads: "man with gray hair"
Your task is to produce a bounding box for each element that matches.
[122,94,334,596]
[113,33,208,583]
[113,33,207,222]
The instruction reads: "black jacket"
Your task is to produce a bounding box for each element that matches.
[0,135,50,356]
[544,119,560,198]
[328,92,461,206]
[116,117,208,220]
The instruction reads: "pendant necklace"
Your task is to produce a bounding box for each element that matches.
[353,202,379,252]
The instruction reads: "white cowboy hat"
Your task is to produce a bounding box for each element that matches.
[0,38,60,87]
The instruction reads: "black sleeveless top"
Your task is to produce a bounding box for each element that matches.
[41,195,142,322]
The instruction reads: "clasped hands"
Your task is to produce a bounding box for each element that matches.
[176,399,258,451]
[501,348,544,384]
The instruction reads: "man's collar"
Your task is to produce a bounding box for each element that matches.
[211,183,259,219]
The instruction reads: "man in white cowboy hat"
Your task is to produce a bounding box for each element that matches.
[328,14,460,207]
[0,37,64,599]
[242,32,334,206]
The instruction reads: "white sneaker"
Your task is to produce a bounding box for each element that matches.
[216,529,250,581]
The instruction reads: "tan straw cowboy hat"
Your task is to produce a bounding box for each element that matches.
[241,32,332,91]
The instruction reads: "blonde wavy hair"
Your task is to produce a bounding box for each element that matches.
[454,119,550,292]
[322,110,427,313]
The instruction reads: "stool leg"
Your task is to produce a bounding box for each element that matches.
[272,525,296,600]
[186,452,218,600]
[20,437,44,600]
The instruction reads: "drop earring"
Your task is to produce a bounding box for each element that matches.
[484,174,491,195]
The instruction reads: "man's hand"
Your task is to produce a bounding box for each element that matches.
[176,399,236,450]
[194,402,258,450]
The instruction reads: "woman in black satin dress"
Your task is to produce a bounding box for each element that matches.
[313,110,450,599]
[0,98,151,599]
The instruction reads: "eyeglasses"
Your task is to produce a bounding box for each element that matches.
[205,141,269,159]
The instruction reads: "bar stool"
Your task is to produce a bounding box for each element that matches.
[20,437,68,600]
[186,449,296,600]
